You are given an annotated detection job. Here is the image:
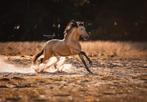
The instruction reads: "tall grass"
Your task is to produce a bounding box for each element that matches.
[0,41,147,58]
[81,41,147,58]
[0,42,43,56]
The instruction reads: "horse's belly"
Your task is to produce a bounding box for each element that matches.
[52,43,71,56]
[55,48,71,56]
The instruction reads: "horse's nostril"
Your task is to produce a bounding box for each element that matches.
[86,35,89,39]
[85,35,89,39]
[83,35,89,40]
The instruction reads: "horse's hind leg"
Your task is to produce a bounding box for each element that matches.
[42,57,66,72]
[55,57,66,72]
[37,50,52,72]
[42,49,52,63]
[42,57,59,72]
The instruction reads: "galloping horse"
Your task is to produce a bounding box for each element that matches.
[33,20,93,74]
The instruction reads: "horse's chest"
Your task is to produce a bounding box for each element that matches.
[68,42,81,50]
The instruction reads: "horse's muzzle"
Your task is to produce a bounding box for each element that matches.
[82,35,89,40]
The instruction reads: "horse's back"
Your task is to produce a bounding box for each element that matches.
[45,39,63,47]
[45,39,65,51]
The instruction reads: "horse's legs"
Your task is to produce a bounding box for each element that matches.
[42,51,51,63]
[80,51,92,67]
[36,50,53,72]
[51,57,60,69]
[79,53,93,74]
[42,57,59,72]
[69,48,93,73]
[55,57,66,72]
[42,56,66,72]
[70,48,92,66]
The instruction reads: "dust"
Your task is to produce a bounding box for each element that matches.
[0,56,76,73]
[0,57,35,73]
[31,57,76,73]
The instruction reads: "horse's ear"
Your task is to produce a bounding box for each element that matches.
[71,19,75,23]
[78,21,84,26]
[81,22,84,25]
[71,20,78,27]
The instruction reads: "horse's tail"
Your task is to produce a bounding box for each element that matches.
[32,49,44,64]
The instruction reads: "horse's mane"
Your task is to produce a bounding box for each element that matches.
[64,20,84,39]
[64,21,77,38]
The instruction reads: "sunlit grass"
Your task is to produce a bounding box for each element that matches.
[81,41,147,58]
[0,42,43,56]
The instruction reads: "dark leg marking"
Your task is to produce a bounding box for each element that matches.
[80,51,92,66]
[79,54,93,74]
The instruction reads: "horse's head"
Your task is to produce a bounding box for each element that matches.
[64,20,89,40]
[76,21,89,40]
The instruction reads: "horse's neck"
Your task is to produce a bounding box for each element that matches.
[64,29,80,42]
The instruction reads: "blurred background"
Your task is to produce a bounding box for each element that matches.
[0,0,147,41]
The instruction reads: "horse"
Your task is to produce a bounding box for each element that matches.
[32,20,93,74]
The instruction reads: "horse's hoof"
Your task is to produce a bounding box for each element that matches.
[42,69,49,73]
[89,72,94,75]
[35,68,45,73]
[34,68,39,73]
[86,72,96,75]
[89,61,92,67]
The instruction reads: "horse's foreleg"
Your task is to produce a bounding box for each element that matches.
[80,51,92,67]
[69,48,92,73]
[79,54,93,74]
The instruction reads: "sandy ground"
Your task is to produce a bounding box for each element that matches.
[0,55,147,102]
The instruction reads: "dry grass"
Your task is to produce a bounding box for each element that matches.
[81,41,147,58]
[0,42,44,56]
[0,41,147,58]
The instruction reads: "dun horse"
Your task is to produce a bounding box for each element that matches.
[33,20,93,74]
